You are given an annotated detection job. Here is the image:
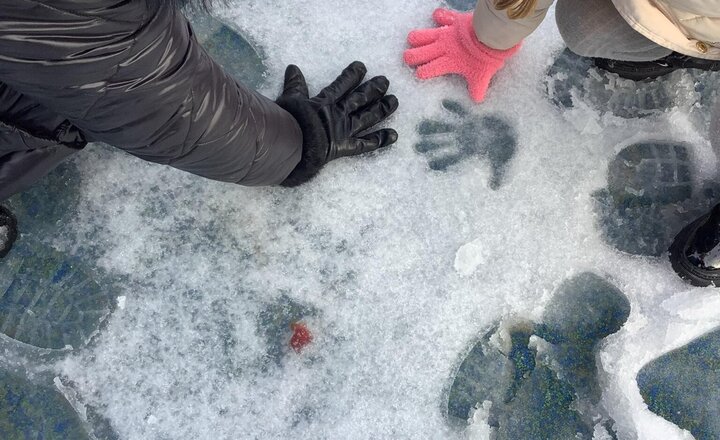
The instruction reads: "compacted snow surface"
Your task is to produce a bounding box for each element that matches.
[3,1,719,439]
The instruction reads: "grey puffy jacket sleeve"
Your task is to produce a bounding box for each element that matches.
[0,0,303,188]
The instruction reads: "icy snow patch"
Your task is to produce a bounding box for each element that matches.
[662,290,720,322]
[37,1,720,439]
[454,239,489,277]
[466,401,495,440]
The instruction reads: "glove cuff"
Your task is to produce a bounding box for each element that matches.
[458,14,521,62]
[275,97,329,187]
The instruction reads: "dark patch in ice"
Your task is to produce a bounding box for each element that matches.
[446,272,629,439]
[495,365,592,440]
[0,370,90,439]
[606,143,693,205]
[0,206,17,259]
[257,294,319,368]
[415,99,517,189]
[535,273,631,400]
[5,152,135,267]
[54,376,122,440]
[691,71,720,133]
[446,325,507,425]
[593,142,719,256]
[84,406,121,440]
[203,296,246,379]
[0,240,116,350]
[546,48,720,120]
[637,327,720,440]
[443,0,476,11]
[291,405,317,429]
[5,161,81,241]
[186,11,269,90]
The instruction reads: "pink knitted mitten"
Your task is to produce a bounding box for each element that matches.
[403,8,521,102]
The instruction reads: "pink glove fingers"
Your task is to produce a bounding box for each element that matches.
[404,43,445,66]
[403,8,521,103]
[466,72,493,102]
[432,8,457,26]
[415,56,455,80]
[407,28,442,47]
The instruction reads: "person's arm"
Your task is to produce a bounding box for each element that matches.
[403,0,554,102]
[473,0,555,50]
[0,1,300,186]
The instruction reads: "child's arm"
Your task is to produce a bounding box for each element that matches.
[473,0,554,50]
[404,0,554,102]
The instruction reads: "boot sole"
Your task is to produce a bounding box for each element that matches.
[593,59,679,81]
[668,210,720,287]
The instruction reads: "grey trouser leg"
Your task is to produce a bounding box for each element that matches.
[0,83,80,201]
[555,0,673,62]
[0,141,78,201]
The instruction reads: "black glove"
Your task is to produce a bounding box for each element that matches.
[275,61,399,187]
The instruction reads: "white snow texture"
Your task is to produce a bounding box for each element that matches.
[43,1,720,439]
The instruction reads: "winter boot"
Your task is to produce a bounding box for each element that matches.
[0,205,17,259]
[669,203,720,287]
[594,52,720,81]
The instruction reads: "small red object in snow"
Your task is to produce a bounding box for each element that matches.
[290,322,313,353]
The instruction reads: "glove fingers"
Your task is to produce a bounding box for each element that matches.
[415,56,454,80]
[282,64,309,98]
[467,72,493,103]
[340,129,398,158]
[358,129,399,153]
[403,43,444,67]
[316,61,367,103]
[349,95,399,136]
[407,28,443,47]
[432,8,458,26]
[343,76,390,114]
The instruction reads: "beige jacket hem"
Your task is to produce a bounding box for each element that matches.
[471,0,720,60]
[611,0,720,60]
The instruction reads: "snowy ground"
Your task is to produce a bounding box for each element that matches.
[3,1,720,439]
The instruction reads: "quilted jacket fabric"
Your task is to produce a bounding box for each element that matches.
[0,0,302,200]
[472,0,720,59]
[611,0,720,59]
